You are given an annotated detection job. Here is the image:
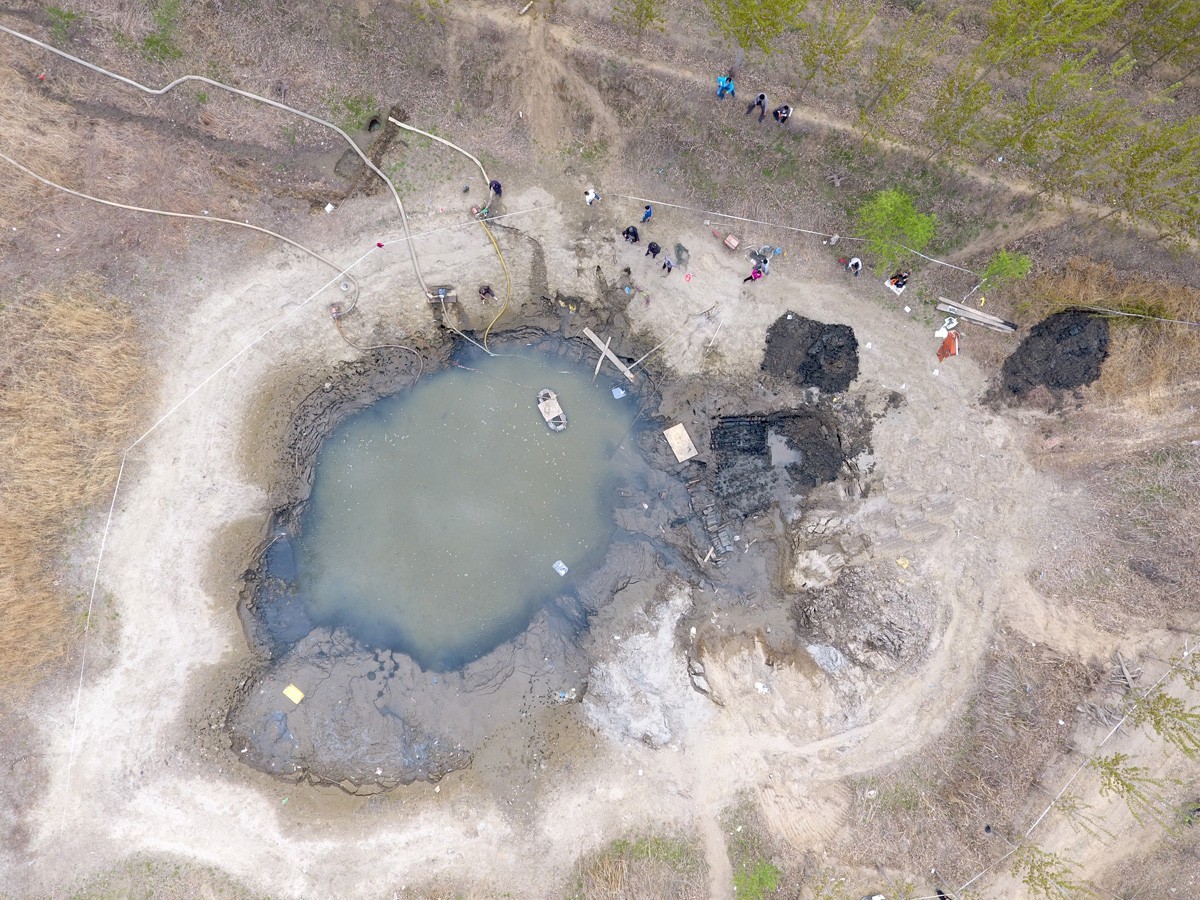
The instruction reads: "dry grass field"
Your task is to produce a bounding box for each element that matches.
[0,280,146,687]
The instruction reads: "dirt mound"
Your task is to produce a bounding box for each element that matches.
[775,412,845,488]
[1000,310,1109,397]
[761,313,859,393]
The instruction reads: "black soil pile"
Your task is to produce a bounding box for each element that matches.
[774,412,844,487]
[762,312,859,393]
[1001,309,1109,397]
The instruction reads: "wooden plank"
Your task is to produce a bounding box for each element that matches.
[592,336,611,382]
[664,423,698,462]
[936,303,1017,332]
[582,327,636,382]
[937,298,1017,329]
[937,298,1009,324]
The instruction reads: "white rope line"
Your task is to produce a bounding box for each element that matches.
[56,248,379,833]
[387,117,490,186]
[613,192,979,275]
[0,23,431,297]
[952,643,1197,896]
[0,149,353,277]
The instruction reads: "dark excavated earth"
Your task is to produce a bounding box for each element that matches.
[1001,309,1109,397]
[761,312,860,393]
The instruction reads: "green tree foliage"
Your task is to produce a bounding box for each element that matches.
[613,0,666,50]
[854,189,936,273]
[701,0,809,58]
[1089,752,1180,826]
[796,0,879,100]
[983,52,1134,164]
[929,0,1127,158]
[981,249,1032,290]
[1130,686,1200,756]
[981,0,1129,73]
[1010,845,1087,899]
[1108,0,1200,74]
[858,5,960,127]
[927,62,994,158]
[1101,117,1200,245]
[1034,86,1136,201]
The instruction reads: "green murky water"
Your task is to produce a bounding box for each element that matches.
[291,348,638,670]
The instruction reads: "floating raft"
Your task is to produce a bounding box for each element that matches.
[537,388,568,432]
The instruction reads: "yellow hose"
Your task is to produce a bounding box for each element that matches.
[480,217,512,351]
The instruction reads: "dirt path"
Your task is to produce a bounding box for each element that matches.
[5,166,1116,898]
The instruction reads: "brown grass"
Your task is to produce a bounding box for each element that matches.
[0,278,146,688]
[839,632,1100,888]
[1014,258,1200,408]
[0,62,76,227]
[569,832,708,900]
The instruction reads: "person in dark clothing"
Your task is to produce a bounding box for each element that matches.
[622,225,640,244]
[479,284,495,303]
[645,241,661,259]
[746,93,768,122]
[889,270,910,290]
[489,179,502,196]
[772,104,791,125]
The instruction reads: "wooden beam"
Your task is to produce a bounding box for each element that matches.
[582,327,636,382]
[592,336,611,382]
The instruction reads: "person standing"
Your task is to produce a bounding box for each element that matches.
[772,105,791,126]
[489,179,503,197]
[645,241,661,259]
[747,93,767,122]
[584,188,601,205]
[661,255,676,275]
[641,204,653,223]
[717,75,736,99]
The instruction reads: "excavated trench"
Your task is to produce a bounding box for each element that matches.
[227,311,876,792]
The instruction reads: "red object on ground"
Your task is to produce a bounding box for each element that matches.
[937,331,960,363]
[376,242,384,248]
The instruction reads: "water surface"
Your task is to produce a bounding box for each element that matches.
[292,348,638,670]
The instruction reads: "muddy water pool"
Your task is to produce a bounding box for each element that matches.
[280,348,640,671]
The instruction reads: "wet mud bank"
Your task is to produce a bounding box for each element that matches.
[227,310,892,793]
[229,327,671,790]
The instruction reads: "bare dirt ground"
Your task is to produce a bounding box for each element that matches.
[2,3,1198,899]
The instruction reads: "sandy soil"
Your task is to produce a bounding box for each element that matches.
[0,163,1139,900]
[1,8,1193,897]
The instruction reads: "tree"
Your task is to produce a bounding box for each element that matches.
[796,0,879,100]
[1102,117,1200,244]
[613,0,666,51]
[702,0,809,58]
[1106,0,1200,75]
[981,249,1032,291]
[927,60,994,159]
[1089,752,1180,826]
[1010,845,1088,899]
[980,0,1129,74]
[982,52,1134,164]
[854,189,936,273]
[858,5,961,127]
[927,0,1128,158]
[1130,686,1200,757]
